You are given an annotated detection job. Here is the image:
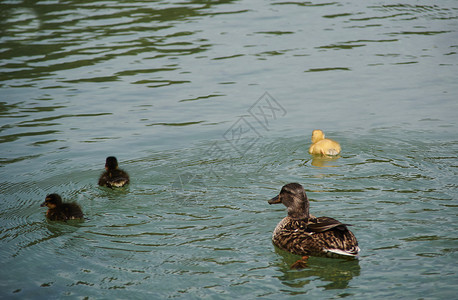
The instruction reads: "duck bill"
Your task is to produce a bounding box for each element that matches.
[268,195,281,205]
[40,201,46,207]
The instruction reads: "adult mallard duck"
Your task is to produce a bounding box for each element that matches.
[268,183,359,258]
[98,156,130,188]
[40,193,84,221]
[309,129,341,156]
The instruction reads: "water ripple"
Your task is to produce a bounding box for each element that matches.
[1,0,457,298]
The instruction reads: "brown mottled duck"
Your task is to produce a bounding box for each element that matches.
[268,183,359,258]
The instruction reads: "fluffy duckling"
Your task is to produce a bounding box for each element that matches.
[308,129,341,156]
[98,156,130,188]
[40,193,84,221]
[268,183,359,258]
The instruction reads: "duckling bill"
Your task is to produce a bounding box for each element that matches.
[41,193,84,221]
[268,183,359,258]
[309,129,341,156]
[98,156,130,188]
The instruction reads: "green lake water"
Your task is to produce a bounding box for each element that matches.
[1,1,457,299]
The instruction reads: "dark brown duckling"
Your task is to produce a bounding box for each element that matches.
[98,156,130,188]
[268,183,359,258]
[40,193,84,221]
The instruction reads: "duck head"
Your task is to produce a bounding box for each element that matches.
[311,129,325,143]
[268,183,310,220]
[40,193,63,209]
[105,156,119,171]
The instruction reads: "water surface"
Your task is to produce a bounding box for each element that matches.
[1,1,457,299]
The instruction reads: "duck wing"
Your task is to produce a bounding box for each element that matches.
[47,210,67,221]
[272,219,323,256]
[317,229,360,256]
[107,170,130,187]
[272,217,360,257]
[107,177,129,188]
[307,217,359,256]
[62,203,84,220]
[307,217,350,233]
[98,171,110,186]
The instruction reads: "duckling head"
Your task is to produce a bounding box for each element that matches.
[311,129,325,144]
[268,183,310,220]
[40,193,63,209]
[105,156,119,171]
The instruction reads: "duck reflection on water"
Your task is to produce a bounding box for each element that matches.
[273,246,361,290]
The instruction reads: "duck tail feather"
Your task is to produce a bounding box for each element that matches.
[326,246,360,257]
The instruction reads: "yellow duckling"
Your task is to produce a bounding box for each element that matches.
[308,129,341,156]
